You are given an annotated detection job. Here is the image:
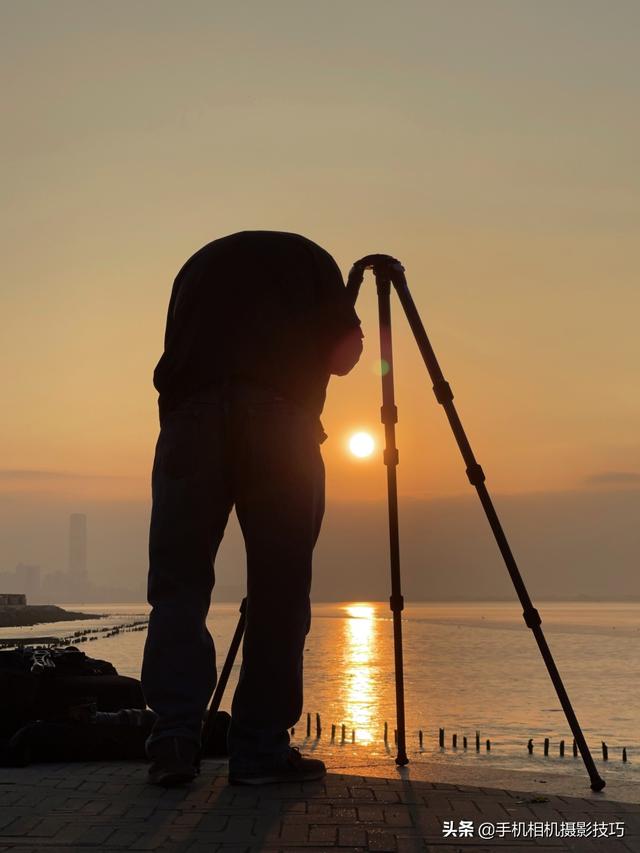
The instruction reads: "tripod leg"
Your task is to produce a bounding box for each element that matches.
[391,269,605,791]
[201,597,247,752]
[375,272,409,767]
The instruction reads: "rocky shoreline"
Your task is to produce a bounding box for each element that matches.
[0,604,103,628]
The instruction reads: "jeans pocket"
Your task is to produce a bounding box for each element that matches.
[249,400,316,463]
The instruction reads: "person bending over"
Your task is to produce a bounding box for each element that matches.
[141,230,363,786]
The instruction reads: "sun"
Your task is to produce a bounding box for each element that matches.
[348,431,375,458]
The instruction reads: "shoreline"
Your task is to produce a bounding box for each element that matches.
[330,754,640,805]
[0,604,103,628]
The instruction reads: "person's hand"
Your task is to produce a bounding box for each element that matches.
[327,325,364,375]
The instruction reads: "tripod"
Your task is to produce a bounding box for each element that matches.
[201,597,246,749]
[345,254,605,791]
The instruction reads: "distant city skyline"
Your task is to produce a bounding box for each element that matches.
[0,512,147,604]
[1,487,639,604]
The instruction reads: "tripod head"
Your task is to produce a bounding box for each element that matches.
[346,254,406,306]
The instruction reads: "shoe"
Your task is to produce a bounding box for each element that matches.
[228,746,326,786]
[147,736,200,787]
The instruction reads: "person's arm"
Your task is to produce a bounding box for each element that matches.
[312,249,364,375]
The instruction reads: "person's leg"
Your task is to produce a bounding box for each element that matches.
[141,389,234,754]
[226,390,325,771]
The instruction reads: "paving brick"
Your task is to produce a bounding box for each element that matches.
[383,807,413,827]
[221,814,256,841]
[356,804,385,822]
[281,801,307,814]
[73,824,118,845]
[27,818,74,839]
[348,787,376,800]
[338,826,367,846]
[307,824,337,843]
[106,828,146,846]
[1,815,43,836]
[395,835,427,853]
[323,786,353,800]
[279,821,311,843]
[374,790,402,805]
[176,830,243,848]
[124,802,161,820]
[0,812,23,832]
[182,843,224,853]
[332,807,357,820]
[277,848,350,853]
[195,813,229,832]
[129,829,175,850]
[307,803,332,817]
[100,801,131,817]
[366,827,398,851]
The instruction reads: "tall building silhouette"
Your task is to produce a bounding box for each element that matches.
[68,513,87,580]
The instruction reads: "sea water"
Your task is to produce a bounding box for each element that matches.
[2,600,638,783]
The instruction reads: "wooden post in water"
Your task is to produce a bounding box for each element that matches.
[419,730,423,748]
[331,724,336,741]
[544,738,549,756]
[439,728,445,748]
[623,748,628,763]
[463,736,468,750]
[486,739,491,751]
[316,713,321,738]
[384,722,388,743]
[352,729,355,743]
[602,742,608,761]
[394,729,397,744]
[560,740,565,757]
[527,738,533,754]
[306,713,311,737]
[573,738,578,757]
[475,731,480,752]
[341,723,346,742]
[452,734,457,749]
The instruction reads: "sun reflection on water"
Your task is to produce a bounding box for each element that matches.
[341,603,379,744]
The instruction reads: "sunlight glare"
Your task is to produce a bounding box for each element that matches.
[341,603,377,744]
[349,432,375,458]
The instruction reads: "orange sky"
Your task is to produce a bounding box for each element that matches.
[2,1,639,506]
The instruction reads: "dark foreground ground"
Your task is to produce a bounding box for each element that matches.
[1,758,639,853]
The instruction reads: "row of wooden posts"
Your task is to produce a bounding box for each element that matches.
[7,619,151,650]
[53,619,149,647]
[290,714,630,763]
[527,736,628,763]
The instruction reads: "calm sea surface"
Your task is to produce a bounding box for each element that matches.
[2,601,638,782]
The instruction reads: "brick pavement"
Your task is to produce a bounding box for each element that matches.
[0,760,638,852]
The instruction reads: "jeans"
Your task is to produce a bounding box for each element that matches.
[140,381,325,769]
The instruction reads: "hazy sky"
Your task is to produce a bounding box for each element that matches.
[2,2,639,590]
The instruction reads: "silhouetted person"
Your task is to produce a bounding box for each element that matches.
[141,231,363,786]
